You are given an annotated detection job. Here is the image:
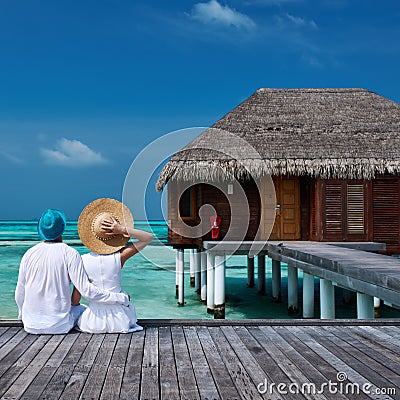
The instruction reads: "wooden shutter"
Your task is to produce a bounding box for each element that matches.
[323,181,344,240]
[322,180,367,241]
[347,184,365,235]
[310,182,317,239]
[373,178,400,252]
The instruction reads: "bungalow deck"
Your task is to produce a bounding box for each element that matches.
[0,320,399,399]
[200,241,400,319]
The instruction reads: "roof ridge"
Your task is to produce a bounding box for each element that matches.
[256,88,369,93]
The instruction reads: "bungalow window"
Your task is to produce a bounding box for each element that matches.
[322,180,366,240]
[347,184,365,234]
[179,186,196,220]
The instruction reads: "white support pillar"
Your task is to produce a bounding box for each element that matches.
[214,254,226,319]
[320,278,335,319]
[177,249,185,306]
[247,256,255,288]
[257,255,266,295]
[287,265,298,314]
[271,259,281,302]
[189,249,195,287]
[200,252,207,303]
[374,297,381,318]
[194,249,201,294]
[175,250,179,298]
[357,292,374,319]
[302,272,314,318]
[206,253,215,314]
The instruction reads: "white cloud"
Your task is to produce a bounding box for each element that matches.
[0,150,24,165]
[247,0,302,5]
[285,13,318,29]
[189,0,256,30]
[41,138,107,167]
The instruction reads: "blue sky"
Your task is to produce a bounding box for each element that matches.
[1,0,399,220]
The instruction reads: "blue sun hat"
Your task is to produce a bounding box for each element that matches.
[37,209,66,240]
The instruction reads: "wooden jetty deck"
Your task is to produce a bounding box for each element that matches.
[201,241,400,319]
[1,320,399,399]
[267,241,400,307]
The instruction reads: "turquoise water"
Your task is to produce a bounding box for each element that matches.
[1,221,399,320]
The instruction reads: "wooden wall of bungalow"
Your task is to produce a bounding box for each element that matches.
[167,175,400,254]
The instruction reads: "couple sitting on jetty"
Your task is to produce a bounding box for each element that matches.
[15,198,153,335]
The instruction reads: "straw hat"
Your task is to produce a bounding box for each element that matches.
[78,198,134,255]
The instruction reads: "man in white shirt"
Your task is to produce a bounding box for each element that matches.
[15,209,129,334]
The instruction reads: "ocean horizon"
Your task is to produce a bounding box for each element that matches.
[1,220,400,320]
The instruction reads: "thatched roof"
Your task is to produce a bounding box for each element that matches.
[156,88,400,191]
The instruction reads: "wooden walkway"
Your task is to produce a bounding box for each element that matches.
[267,241,400,308]
[0,320,399,399]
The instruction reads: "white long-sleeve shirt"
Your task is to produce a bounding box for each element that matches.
[15,242,129,334]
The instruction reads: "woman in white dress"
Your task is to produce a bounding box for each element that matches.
[72,198,153,333]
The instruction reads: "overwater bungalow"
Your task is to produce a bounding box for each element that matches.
[157,88,400,254]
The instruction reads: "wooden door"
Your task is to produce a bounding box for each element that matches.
[270,176,301,240]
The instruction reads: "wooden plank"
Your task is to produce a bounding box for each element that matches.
[195,326,241,400]
[39,333,93,400]
[58,333,106,400]
[208,326,263,400]
[77,334,118,400]
[171,325,199,400]
[140,327,160,400]
[351,326,400,354]
[20,333,80,400]
[159,326,179,400]
[1,334,64,399]
[0,328,28,363]
[377,325,400,339]
[346,327,400,365]
[271,326,363,400]
[328,326,400,373]
[0,331,37,380]
[306,326,398,396]
[234,326,301,400]
[0,328,10,343]
[0,334,50,397]
[314,326,400,390]
[0,328,22,352]
[252,326,328,400]
[287,326,385,399]
[0,323,399,400]
[183,326,220,399]
[100,334,131,400]
[119,330,145,400]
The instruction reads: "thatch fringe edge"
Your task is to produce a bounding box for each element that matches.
[155,158,400,191]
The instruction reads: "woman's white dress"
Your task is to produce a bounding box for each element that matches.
[76,251,143,333]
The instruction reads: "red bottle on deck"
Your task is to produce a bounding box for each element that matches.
[210,215,221,239]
